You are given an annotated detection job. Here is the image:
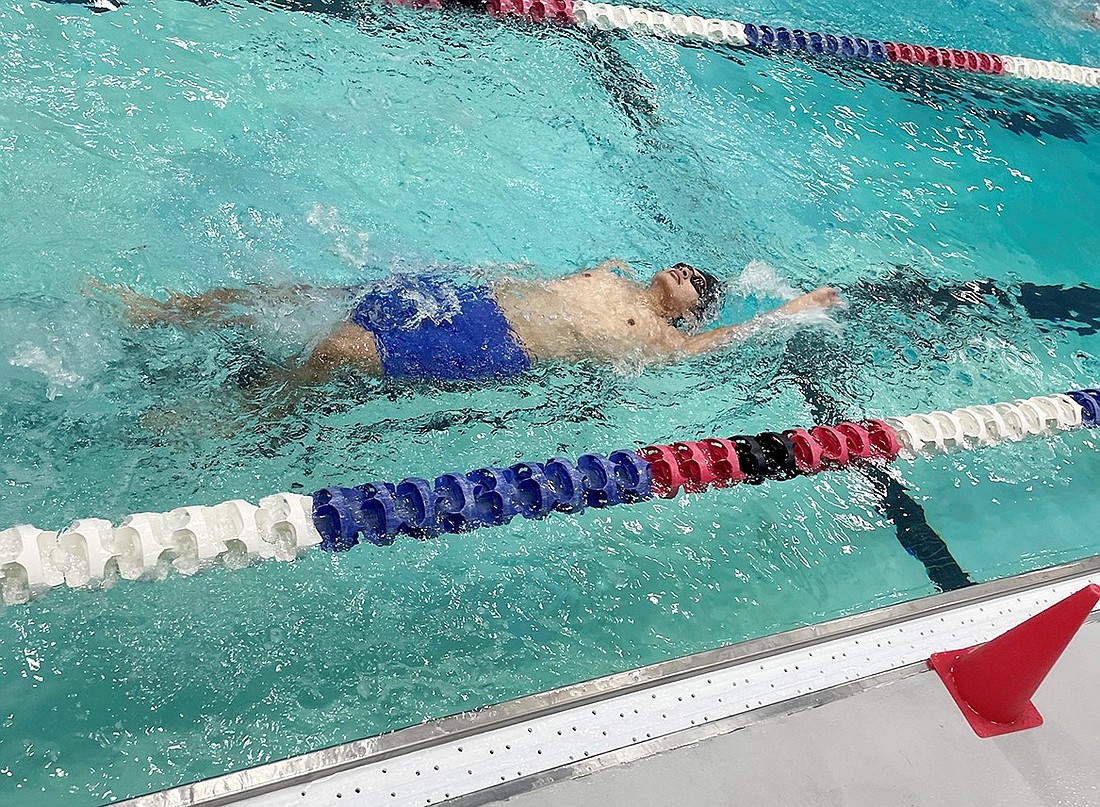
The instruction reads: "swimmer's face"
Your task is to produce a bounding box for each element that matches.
[652,264,703,321]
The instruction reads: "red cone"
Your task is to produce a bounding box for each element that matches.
[928,583,1100,737]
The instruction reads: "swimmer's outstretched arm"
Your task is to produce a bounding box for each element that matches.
[673,287,842,358]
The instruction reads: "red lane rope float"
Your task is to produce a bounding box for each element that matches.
[672,441,718,493]
[886,43,1006,75]
[700,437,745,487]
[637,420,899,497]
[784,428,824,474]
[638,443,687,498]
[810,425,850,468]
[487,0,574,22]
[865,419,902,460]
[836,422,872,460]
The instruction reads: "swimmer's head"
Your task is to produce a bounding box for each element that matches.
[651,263,722,326]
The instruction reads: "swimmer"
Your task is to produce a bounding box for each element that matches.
[90,261,841,389]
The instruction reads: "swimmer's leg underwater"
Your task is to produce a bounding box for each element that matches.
[86,279,385,414]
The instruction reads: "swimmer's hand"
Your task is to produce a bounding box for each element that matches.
[783,286,843,314]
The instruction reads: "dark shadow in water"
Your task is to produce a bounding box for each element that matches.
[575,30,662,141]
[784,267,1100,591]
[780,336,974,593]
[863,464,974,591]
[1013,282,1100,336]
[850,263,1100,338]
[176,0,374,14]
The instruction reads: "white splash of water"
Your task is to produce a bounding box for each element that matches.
[776,304,846,335]
[10,342,84,400]
[306,204,372,269]
[725,259,800,301]
[707,260,846,339]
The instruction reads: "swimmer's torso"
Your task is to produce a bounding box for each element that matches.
[492,270,676,364]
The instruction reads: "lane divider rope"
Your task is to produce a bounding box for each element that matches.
[1,389,1096,605]
[411,0,1100,88]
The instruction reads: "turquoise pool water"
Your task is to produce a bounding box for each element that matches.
[2,0,1100,802]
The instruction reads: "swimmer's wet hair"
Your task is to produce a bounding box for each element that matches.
[672,262,722,322]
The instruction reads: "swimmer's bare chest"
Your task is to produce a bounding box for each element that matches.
[494,271,674,362]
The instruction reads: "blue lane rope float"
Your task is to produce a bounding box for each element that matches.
[743,24,889,63]
[311,451,654,552]
[0,390,1095,604]
[1067,389,1100,426]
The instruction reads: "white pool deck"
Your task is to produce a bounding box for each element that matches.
[492,619,1100,807]
[126,556,1100,807]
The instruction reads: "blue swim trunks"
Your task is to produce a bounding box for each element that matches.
[349,277,532,381]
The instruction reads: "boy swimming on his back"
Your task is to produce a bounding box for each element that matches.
[93,260,841,388]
